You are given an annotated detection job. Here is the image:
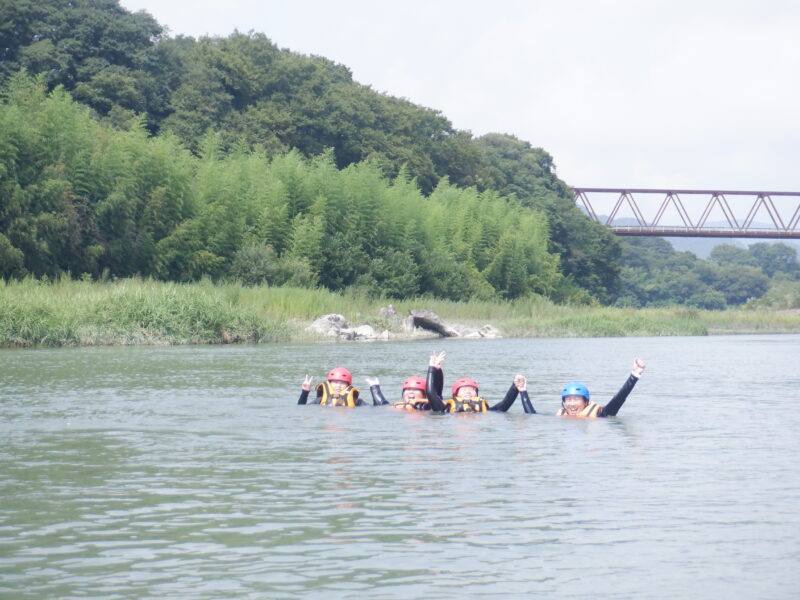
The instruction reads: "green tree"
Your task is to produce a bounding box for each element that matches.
[474,133,621,303]
[708,243,758,268]
[1,0,164,117]
[713,264,770,304]
[748,242,799,279]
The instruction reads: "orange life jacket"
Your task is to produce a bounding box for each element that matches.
[392,399,430,411]
[556,401,602,418]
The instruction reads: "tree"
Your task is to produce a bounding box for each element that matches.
[474,133,621,303]
[713,264,770,305]
[0,0,164,117]
[708,243,758,268]
[748,242,799,279]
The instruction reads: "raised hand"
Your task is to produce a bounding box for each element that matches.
[365,377,380,387]
[429,350,447,369]
[632,358,646,377]
[301,374,314,391]
[514,374,527,391]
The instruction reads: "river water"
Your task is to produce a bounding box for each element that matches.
[1,334,799,599]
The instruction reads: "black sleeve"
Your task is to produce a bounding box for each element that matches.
[520,391,536,414]
[600,374,639,416]
[426,366,447,412]
[353,390,365,406]
[298,389,309,405]
[433,367,444,398]
[370,385,389,406]
[299,387,323,405]
[489,382,519,412]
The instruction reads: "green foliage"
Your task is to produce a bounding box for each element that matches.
[0,2,629,304]
[0,0,164,118]
[708,243,758,268]
[617,238,795,308]
[473,133,621,303]
[748,242,799,279]
[0,276,291,346]
[4,277,798,347]
[747,280,800,310]
[0,73,196,279]
[0,232,26,277]
[0,76,566,301]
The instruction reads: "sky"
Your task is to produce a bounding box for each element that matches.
[119,0,800,207]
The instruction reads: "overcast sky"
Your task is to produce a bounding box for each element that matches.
[120,0,800,202]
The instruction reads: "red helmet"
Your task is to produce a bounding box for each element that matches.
[402,376,426,392]
[452,377,479,397]
[327,367,352,384]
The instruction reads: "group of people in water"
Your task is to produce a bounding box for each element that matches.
[298,351,646,417]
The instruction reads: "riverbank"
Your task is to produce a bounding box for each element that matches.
[2,277,799,347]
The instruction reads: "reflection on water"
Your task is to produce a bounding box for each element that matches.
[1,335,799,599]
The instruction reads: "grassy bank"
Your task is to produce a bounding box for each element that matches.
[1,277,799,347]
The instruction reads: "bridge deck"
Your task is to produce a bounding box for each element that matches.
[573,188,800,239]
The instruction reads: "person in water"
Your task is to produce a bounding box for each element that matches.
[521,358,646,417]
[425,353,527,413]
[297,367,367,407]
[366,351,446,411]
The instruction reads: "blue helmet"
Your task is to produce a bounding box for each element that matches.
[562,382,590,401]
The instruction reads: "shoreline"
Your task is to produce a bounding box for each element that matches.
[2,278,799,348]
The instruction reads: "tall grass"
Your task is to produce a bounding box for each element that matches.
[0,277,292,347]
[1,278,799,348]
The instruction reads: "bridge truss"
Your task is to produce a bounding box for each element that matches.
[572,188,800,239]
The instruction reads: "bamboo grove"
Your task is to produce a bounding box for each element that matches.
[0,74,568,301]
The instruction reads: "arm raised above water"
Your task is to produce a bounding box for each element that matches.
[601,358,645,416]
[426,365,447,412]
[298,374,313,404]
[489,374,527,412]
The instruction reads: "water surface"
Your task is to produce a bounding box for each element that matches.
[2,335,799,599]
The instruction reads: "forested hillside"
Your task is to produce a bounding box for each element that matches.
[2,0,798,308]
[0,0,620,302]
[617,238,799,309]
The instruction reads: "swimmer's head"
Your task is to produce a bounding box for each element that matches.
[452,377,479,399]
[402,376,426,401]
[561,381,590,415]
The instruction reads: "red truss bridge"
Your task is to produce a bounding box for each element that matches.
[572,188,800,239]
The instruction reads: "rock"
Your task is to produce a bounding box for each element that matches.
[306,313,350,337]
[378,304,399,318]
[353,324,377,340]
[305,310,498,342]
[408,309,460,337]
[306,314,389,341]
[478,324,501,338]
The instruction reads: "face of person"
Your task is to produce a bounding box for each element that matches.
[457,386,478,400]
[329,379,349,392]
[562,395,589,415]
[402,388,425,401]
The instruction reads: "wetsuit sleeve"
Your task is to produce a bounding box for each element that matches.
[489,382,519,412]
[520,390,536,414]
[426,366,447,412]
[298,387,323,405]
[370,385,390,405]
[601,374,639,416]
[433,367,444,398]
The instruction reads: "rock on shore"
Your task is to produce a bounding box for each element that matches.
[305,308,501,341]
